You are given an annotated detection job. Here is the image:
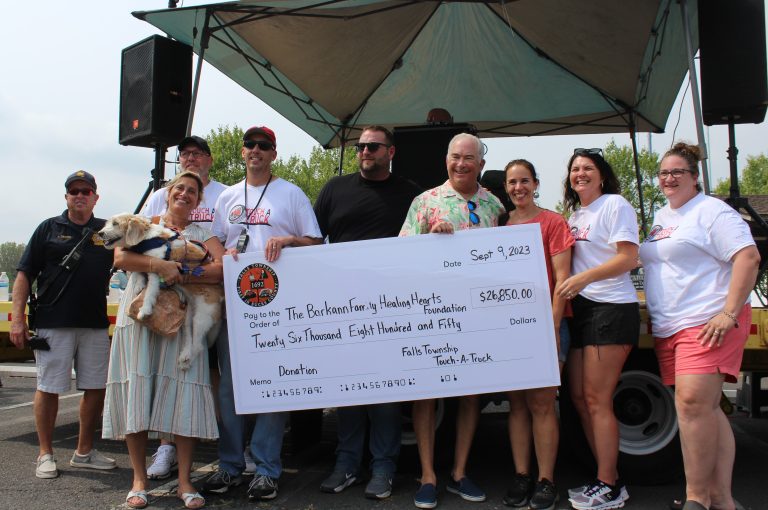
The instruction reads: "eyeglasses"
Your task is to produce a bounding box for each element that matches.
[67,188,94,196]
[354,142,390,153]
[574,147,603,156]
[657,168,693,179]
[179,150,209,160]
[468,200,480,225]
[243,140,275,151]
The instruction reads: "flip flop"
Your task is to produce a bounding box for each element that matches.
[180,491,205,509]
[126,490,149,509]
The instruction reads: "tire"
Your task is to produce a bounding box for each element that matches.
[560,349,683,485]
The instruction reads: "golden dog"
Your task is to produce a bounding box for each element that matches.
[98,213,223,370]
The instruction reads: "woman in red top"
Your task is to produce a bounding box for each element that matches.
[501,159,573,510]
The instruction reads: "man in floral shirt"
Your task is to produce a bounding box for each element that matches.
[400,133,504,509]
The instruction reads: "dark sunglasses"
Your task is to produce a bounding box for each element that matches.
[467,200,480,225]
[573,147,603,156]
[67,188,95,196]
[243,140,275,151]
[354,142,390,153]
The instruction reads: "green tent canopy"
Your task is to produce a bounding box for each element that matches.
[136,0,698,148]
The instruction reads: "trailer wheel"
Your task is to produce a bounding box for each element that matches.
[613,369,682,484]
[560,350,683,485]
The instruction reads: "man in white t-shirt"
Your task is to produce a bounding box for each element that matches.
[142,135,228,229]
[200,125,322,502]
[141,135,229,481]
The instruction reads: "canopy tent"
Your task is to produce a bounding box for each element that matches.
[135,0,698,149]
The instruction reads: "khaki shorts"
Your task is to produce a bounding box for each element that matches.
[34,328,110,394]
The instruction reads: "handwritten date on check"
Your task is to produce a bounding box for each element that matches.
[223,225,560,414]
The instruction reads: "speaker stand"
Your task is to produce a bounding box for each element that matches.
[723,121,768,301]
[133,145,168,214]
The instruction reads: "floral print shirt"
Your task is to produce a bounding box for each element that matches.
[399,180,505,236]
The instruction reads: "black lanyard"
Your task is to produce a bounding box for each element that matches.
[242,174,272,232]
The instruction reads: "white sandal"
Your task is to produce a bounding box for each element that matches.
[180,491,205,509]
[126,489,148,509]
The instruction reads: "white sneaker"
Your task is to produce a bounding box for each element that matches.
[147,444,177,480]
[36,453,58,479]
[244,448,256,475]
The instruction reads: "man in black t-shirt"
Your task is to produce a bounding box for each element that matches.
[314,126,421,500]
[11,170,115,479]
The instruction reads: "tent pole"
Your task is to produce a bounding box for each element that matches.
[337,126,348,176]
[679,0,711,193]
[629,115,648,237]
[186,10,211,136]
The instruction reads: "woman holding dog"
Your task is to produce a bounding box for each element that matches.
[103,171,225,509]
[640,143,759,510]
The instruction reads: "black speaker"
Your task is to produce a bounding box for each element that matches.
[391,123,476,190]
[699,0,768,125]
[119,35,192,147]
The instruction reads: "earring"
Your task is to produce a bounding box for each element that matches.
[600,181,604,189]
[534,191,540,199]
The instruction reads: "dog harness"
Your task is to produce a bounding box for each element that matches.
[128,217,212,277]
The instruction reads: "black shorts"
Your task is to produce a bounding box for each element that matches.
[568,295,640,348]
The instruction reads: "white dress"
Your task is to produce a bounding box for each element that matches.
[102,222,219,440]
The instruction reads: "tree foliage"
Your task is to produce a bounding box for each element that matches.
[273,146,357,204]
[0,242,26,291]
[602,140,664,238]
[207,125,246,185]
[205,124,357,203]
[713,154,768,195]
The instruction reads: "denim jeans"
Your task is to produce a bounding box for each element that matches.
[335,403,401,476]
[217,323,287,478]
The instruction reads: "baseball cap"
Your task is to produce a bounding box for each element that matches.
[178,135,211,155]
[243,126,277,147]
[65,170,97,190]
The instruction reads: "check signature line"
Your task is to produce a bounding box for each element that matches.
[403,356,535,372]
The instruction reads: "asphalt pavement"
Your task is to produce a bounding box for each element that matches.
[1,362,766,510]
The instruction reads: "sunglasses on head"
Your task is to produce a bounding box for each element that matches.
[573,147,603,156]
[468,200,480,225]
[354,142,390,153]
[243,140,275,151]
[67,188,94,196]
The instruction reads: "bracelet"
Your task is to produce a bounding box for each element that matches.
[720,311,739,328]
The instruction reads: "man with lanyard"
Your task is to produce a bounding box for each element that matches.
[313,125,422,500]
[10,171,116,479]
[201,126,322,501]
[399,133,505,509]
[141,135,229,481]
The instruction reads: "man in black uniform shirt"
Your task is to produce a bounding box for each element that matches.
[11,170,116,479]
[314,125,421,500]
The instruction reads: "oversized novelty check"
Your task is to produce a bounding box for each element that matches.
[222,225,559,413]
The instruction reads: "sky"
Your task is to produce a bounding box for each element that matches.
[1,1,767,243]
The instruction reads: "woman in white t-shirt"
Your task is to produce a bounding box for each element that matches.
[556,148,640,509]
[639,143,759,510]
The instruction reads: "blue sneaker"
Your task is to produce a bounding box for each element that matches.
[446,477,486,502]
[414,483,437,509]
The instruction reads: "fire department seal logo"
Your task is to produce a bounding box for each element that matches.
[236,263,279,307]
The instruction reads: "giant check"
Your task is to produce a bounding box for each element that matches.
[222,224,559,413]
